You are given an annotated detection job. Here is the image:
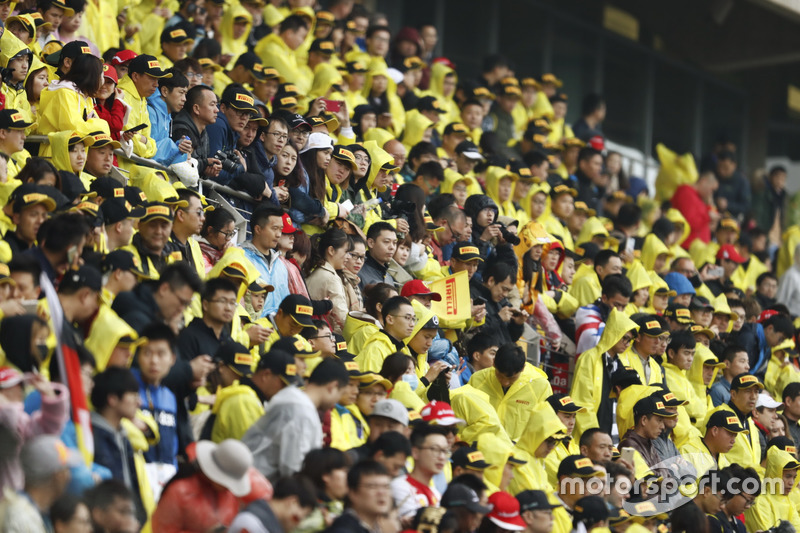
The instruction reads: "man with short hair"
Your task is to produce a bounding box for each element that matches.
[618,396,677,473]
[618,315,670,386]
[578,428,614,464]
[412,160,444,197]
[325,460,394,533]
[569,249,623,308]
[123,202,175,275]
[724,374,765,472]
[782,382,800,448]
[441,482,492,533]
[356,296,415,373]
[369,430,412,478]
[574,274,632,354]
[85,480,140,533]
[205,84,257,186]
[358,221,398,288]
[84,129,121,179]
[228,476,317,533]
[169,188,206,278]
[119,54,172,158]
[244,358,349,482]
[172,84,221,178]
[158,24,193,67]
[391,424,450,521]
[574,147,605,213]
[148,68,192,166]
[254,15,310,93]
[177,277,237,361]
[243,204,290,316]
[430,206,468,265]
[710,344,750,407]
[470,262,527,345]
[550,455,604,533]
[466,332,499,373]
[4,184,55,255]
[572,93,606,143]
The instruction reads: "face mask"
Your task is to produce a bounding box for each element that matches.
[401,373,418,391]
[35,344,48,363]
[688,274,702,288]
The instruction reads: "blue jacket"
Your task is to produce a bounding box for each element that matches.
[241,242,289,317]
[133,369,179,468]
[288,168,326,223]
[252,141,279,206]
[146,94,187,166]
[205,112,244,185]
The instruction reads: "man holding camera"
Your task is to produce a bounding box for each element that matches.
[204,84,258,186]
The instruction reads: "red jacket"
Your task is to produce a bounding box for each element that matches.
[151,469,272,532]
[671,184,711,249]
[94,98,127,140]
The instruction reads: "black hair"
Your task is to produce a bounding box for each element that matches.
[185,84,216,113]
[298,144,328,202]
[279,139,308,190]
[581,93,605,117]
[158,262,204,294]
[364,282,397,319]
[601,274,632,299]
[280,14,310,33]
[577,147,602,164]
[523,150,548,168]
[306,227,350,276]
[272,475,317,509]
[651,218,675,243]
[494,343,526,377]
[65,0,87,11]
[300,448,352,491]
[381,295,412,320]
[415,160,444,182]
[408,141,438,165]
[763,313,794,339]
[783,382,800,402]
[481,53,508,74]
[756,272,778,287]
[159,68,189,91]
[366,221,395,242]
[484,261,514,285]
[721,464,761,498]
[201,277,238,302]
[427,193,457,220]
[717,150,736,162]
[307,357,349,388]
[15,157,60,187]
[409,422,449,448]
[192,37,222,60]
[138,322,177,354]
[366,24,390,39]
[466,332,499,363]
[615,203,642,229]
[667,330,696,358]
[449,474,488,496]
[64,53,103,96]
[380,352,416,383]
[347,459,389,490]
[90,367,139,412]
[769,165,787,178]
[173,57,202,76]
[251,204,284,229]
[200,206,235,239]
[394,183,426,241]
[578,428,608,449]
[39,213,91,253]
[594,249,620,271]
[50,494,86,526]
[8,254,42,287]
[370,430,412,459]
[84,479,134,512]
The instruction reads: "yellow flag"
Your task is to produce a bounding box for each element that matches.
[429,270,471,321]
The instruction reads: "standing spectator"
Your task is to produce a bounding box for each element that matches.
[358,222,398,288]
[572,93,606,143]
[714,151,750,220]
[306,228,350,335]
[242,204,290,317]
[752,165,787,239]
[671,171,720,249]
[118,54,171,159]
[147,69,192,166]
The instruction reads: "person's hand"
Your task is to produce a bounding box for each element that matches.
[122,130,135,143]
[335,100,350,128]
[709,209,722,225]
[471,303,486,323]
[424,360,450,382]
[197,394,216,406]
[177,138,192,154]
[498,306,514,323]
[219,54,233,67]
[618,458,635,473]
[246,325,272,347]
[138,133,148,146]
[699,263,721,282]
[309,98,326,117]
[30,373,54,397]
[511,308,529,324]
[115,87,125,101]
[205,158,222,177]
[0,300,25,317]
[116,10,127,28]
[338,203,351,217]
[716,197,728,211]
[395,218,409,234]
[480,224,502,242]
[190,355,215,382]
[233,149,247,171]
[275,186,289,203]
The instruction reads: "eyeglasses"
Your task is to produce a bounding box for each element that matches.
[233,109,254,119]
[354,153,370,163]
[621,335,635,344]
[419,446,451,457]
[184,72,200,79]
[217,228,236,240]
[210,298,237,307]
[310,333,335,340]
[292,130,311,138]
[171,287,193,308]
[391,314,417,324]
[348,252,366,262]
[268,131,289,141]
[181,208,205,217]
[740,494,756,509]
[359,482,391,491]
[447,221,463,241]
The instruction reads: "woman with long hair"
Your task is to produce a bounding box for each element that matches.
[345,282,398,355]
[284,138,327,226]
[198,208,236,273]
[37,53,105,134]
[341,234,366,313]
[305,228,351,334]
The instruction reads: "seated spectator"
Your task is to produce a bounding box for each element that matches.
[148,69,192,166]
[84,480,140,533]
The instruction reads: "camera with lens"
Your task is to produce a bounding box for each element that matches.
[497,222,520,246]
[765,521,795,533]
[214,150,240,174]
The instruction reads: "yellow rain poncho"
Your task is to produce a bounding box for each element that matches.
[401,109,434,151]
[686,343,723,430]
[210,381,264,442]
[219,5,252,67]
[571,309,638,439]
[85,304,138,371]
[640,234,671,274]
[476,433,515,495]
[37,78,104,136]
[764,338,800,400]
[665,208,691,259]
[484,166,518,220]
[507,402,567,494]
[744,447,800,532]
[0,32,33,124]
[663,360,704,426]
[619,340,665,387]
[255,33,311,95]
[361,62,405,136]
[79,0,123,56]
[450,384,513,448]
[521,182,551,222]
[653,143,698,204]
[440,168,482,202]
[24,55,48,125]
[625,262,652,315]
[425,62,459,131]
[468,362,552,443]
[118,74,157,159]
[309,62,345,100]
[576,217,609,248]
[721,399,763,475]
[343,311,381,354]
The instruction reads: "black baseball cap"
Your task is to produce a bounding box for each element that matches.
[309,39,336,54]
[10,184,57,213]
[570,242,600,262]
[633,396,676,420]
[440,484,492,514]
[45,40,90,66]
[690,296,714,311]
[451,447,491,470]
[124,186,148,207]
[730,373,765,391]
[128,55,173,78]
[90,177,126,200]
[221,86,258,114]
[139,202,174,224]
[516,490,561,512]
[273,110,310,131]
[101,250,147,278]
[664,304,692,324]
[278,294,315,328]
[0,109,34,130]
[235,52,267,80]
[333,334,355,361]
[546,393,587,414]
[706,410,748,434]
[255,349,301,385]
[161,25,194,44]
[59,265,102,293]
[549,183,578,199]
[634,315,669,337]
[654,389,687,408]
[443,122,470,136]
[270,336,320,359]
[247,280,274,295]
[573,496,609,524]
[346,60,368,74]
[557,455,603,478]
[417,95,446,114]
[331,145,357,170]
[100,198,145,225]
[610,367,641,390]
[215,341,255,377]
[455,140,484,160]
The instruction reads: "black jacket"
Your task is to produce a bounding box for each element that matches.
[469,279,523,345]
[172,109,210,175]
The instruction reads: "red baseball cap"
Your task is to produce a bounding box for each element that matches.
[487,492,526,531]
[400,279,442,301]
[588,135,605,152]
[716,244,745,263]
[420,400,465,427]
[112,49,137,65]
[281,213,298,234]
[0,367,24,389]
[102,64,118,84]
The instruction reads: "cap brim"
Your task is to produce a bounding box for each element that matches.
[291,315,315,328]
[460,151,484,160]
[557,404,587,413]
[488,516,525,531]
[141,214,173,223]
[195,441,251,497]
[428,415,465,427]
[465,502,493,514]
[410,292,442,302]
[92,138,122,149]
[507,456,528,465]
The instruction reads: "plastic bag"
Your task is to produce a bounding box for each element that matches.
[170,157,199,188]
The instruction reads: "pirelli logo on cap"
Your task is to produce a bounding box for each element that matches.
[337,341,347,351]
[519,168,532,176]
[284,84,298,93]
[645,321,660,329]
[10,113,23,122]
[281,97,297,105]
[295,305,312,315]
[338,148,355,160]
[253,63,263,72]
[77,202,97,213]
[320,41,335,51]
[459,246,479,255]
[344,362,359,371]
[114,188,124,197]
[170,29,187,38]
[740,375,758,384]
[263,67,279,77]
[663,393,676,401]
[23,193,46,203]
[293,339,305,350]
[408,411,421,420]
[726,416,739,425]
[559,396,574,406]
[451,124,469,133]
[235,93,255,105]
[234,353,253,365]
[789,446,798,454]
[635,502,656,513]
[81,46,91,54]
[139,192,147,201]
[145,205,170,217]
[575,458,592,469]
[285,364,297,376]
[467,451,484,462]
[94,134,112,142]
[147,60,161,69]
[655,401,665,409]
[0,264,9,276]
[676,309,691,318]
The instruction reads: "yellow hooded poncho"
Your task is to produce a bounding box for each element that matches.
[575,216,608,248]
[401,109,434,151]
[0,31,33,124]
[440,168,482,203]
[625,262,652,315]
[744,447,800,532]
[220,5,253,67]
[665,208,691,259]
[309,62,345,100]
[641,234,671,274]
[507,402,567,494]
[571,309,638,439]
[765,338,800,400]
[685,343,723,433]
[521,181,551,222]
[425,62,459,132]
[85,305,138,371]
[361,62,405,136]
[484,166,518,220]
[47,130,94,187]
[450,384,513,448]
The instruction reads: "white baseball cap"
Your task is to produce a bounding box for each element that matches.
[756,392,783,410]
